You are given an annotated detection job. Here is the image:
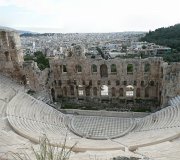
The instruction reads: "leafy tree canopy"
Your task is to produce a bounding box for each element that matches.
[140,24,180,51]
[24,51,49,70]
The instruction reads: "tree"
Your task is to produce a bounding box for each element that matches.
[142,45,147,49]
[24,51,49,70]
[140,24,180,52]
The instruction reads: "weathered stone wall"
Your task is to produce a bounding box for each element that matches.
[0,30,24,80]
[49,45,166,107]
[0,30,49,92]
[0,31,179,108]
[22,61,49,91]
[161,62,180,106]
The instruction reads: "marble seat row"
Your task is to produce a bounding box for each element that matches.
[6,92,81,146]
[0,99,31,158]
[7,93,66,126]
[133,96,180,132]
[136,137,180,159]
[2,73,180,153]
[114,126,180,151]
[6,92,127,151]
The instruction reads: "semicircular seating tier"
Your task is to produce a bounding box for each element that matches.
[1,72,180,153]
[6,92,126,151]
[0,99,32,158]
[6,90,180,152]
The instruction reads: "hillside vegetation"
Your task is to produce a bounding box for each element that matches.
[24,51,49,70]
[141,24,180,51]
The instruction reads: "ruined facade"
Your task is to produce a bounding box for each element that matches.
[0,29,47,91]
[0,30,179,108]
[49,45,180,107]
[161,62,180,105]
[50,46,180,106]
[0,29,24,80]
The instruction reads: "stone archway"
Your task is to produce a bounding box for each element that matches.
[112,87,116,97]
[145,87,149,97]
[100,64,108,78]
[70,85,74,96]
[63,87,67,96]
[4,51,10,61]
[136,88,141,97]
[93,87,97,96]
[51,88,55,102]
[126,85,134,97]
[101,85,108,96]
[85,86,90,96]
[119,88,124,97]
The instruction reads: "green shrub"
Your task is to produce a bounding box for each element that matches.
[10,135,77,160]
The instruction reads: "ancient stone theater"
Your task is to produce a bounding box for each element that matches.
[0,29,180,160]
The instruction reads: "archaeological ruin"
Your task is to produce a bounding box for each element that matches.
[0,29,179,110]
[0,29,180,160]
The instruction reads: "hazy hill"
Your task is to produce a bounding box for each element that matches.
[0,25,37,35]
[0,25,15,31]
[140,24,180,51]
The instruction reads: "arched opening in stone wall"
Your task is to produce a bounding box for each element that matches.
[4,51,10,62]
[91,64,97,73]
[100,64,108,78]
[51,88,55,101]
[148,82,157,98]
[70,85,74,96]
[78,85,84,96]
[63,65,67,72]
[58,80,62,86]
[144,63,150,72]
[127,64,133,73]
[136,88,140,97]
[112,87,116,97]
[141,81,144,87]
[111,64,117,73]
[101,85,108,96]
[119,88,124,97]
[85,87,90,96]
[116,80,120,86]
[63,87,67,96]
[76,64,82,73]
[93,87,97,96]
[126,85,134,97]
[149,80,155,86]
[145,87,149,97]
[89,80,92,86]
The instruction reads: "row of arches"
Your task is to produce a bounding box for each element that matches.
[53,79,156,88]
[51,85,154,100]
[61,63,151,77]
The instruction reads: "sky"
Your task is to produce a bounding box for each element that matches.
[0,0,180,33]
